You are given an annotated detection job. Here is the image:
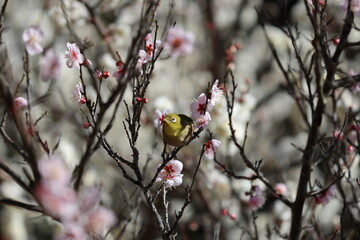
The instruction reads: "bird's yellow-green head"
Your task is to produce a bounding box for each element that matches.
[163,113,194,147]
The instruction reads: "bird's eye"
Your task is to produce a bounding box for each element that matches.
[171,117,176,122]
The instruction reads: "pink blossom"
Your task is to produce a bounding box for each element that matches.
[154,109,170,133]
[274,183,288,196]
[64,42,84,70]
[204,139,221,159]
[315,185,336,206]
[85,207,117,236]
[190,93,210,120]
[14,97,28,110]
[164,27,194,58]
[155,159,184,188]
[22,25,44,55]
[248,185,266,210]
[209,79,224,107]
[194,112,211,128]
[72,82,86,104]
[39,49,61,82]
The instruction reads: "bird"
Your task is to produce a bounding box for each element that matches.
[162,113,194,147]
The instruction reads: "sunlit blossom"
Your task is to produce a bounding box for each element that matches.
[155,159,184,188]
[64,42,84,69]
[209,79,224,107]
[190,93,210,120]
[22,25,44,55]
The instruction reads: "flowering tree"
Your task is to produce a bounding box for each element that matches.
[0,0,360,240]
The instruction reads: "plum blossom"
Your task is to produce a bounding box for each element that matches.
[248,185,266,210]
[204,139,221,159]
[72,82,86,104]
[34,181,79,220]
[164,27,194,58]
[209,79,224,107]
[155,159,184,188]
[154,108,170,133]
[194,112,211,128]
[190,93,210,120]
[315,185,336,206]
[39,49,61,82]
[22,25,44,55]
[64,42,84,69]
[136,34,162,73]
[34,155,117,239]
[14,97,28,110]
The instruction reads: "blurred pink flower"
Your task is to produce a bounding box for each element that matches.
[204,139,221,159]
[85,207,117,236]
[22,25,44,55]
[39,49,61,82]
[37,155,71,186]
[274,183,288,196]
[315,185,336,206]
[156,159,184,188]
[164,27,194,58]
[341,0,360,15]
[14,97,28,110]
[34,181,79,220]
[154,108,170,133]
[64,42,84,69]
[248,185,266,210]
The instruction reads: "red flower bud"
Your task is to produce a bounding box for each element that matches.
[103,71,110,79]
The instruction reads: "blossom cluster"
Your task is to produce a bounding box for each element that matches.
[33,155,116,240]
